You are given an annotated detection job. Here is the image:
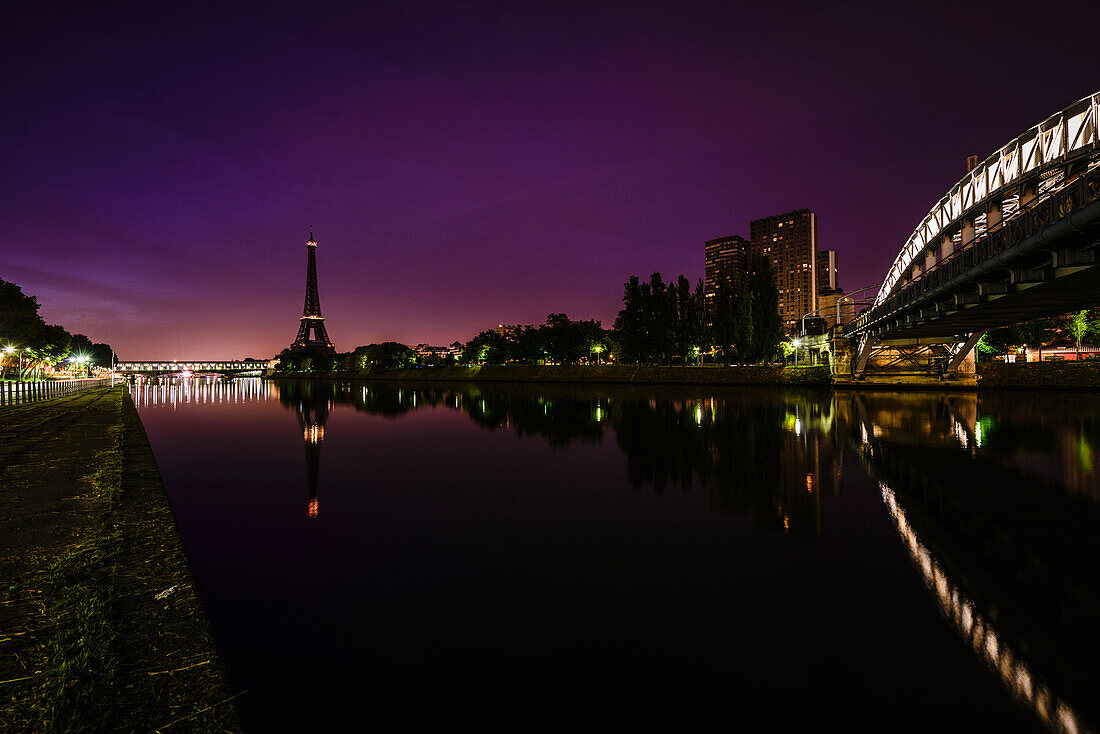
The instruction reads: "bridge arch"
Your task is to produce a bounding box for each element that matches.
[874,92,1099,309]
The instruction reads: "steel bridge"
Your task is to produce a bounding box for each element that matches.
[115,359,270,375]
[845,92,1100,377]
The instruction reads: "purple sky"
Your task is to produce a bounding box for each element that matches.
[2,1,1097,359]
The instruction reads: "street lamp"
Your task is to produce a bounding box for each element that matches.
[5,346,25,383]
[592,344,604,365]
[68,354,87,377]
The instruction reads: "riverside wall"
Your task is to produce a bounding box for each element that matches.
[271,362,1100,390]
[977,361,1100,389]
[273,364,833,386]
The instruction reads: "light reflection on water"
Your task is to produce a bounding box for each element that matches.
[880,482,1084,734]
[129,378,1100,731]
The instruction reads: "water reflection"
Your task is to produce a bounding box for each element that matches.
[852,391,1100,732]
[130,375,273,407]
[127,379,1100,731]
[278,382,331,520]
[274,381,845,537]
[880,481,1085,733]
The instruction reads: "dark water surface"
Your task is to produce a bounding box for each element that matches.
[131,379,1100,731]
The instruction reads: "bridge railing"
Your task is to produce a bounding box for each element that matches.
[0,378,119,408]
[116,362,267,373]
[849,162,1100,337]
[874,92,1100,309]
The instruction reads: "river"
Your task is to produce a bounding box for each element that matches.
[130,378,1100,731]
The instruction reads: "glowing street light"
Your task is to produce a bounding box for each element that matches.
[5,345,26,383]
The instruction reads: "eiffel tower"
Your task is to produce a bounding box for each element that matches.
[291,230,336,352]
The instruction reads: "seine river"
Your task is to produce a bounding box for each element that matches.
[130,378,1100,732]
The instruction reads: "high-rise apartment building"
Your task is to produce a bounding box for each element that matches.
[750,209,817,333]
[816,249,838,293]
[704,234,749,316]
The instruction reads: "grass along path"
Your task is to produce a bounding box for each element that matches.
[0,386,240,732]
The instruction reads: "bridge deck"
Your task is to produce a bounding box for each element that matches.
[874,263,1100,339]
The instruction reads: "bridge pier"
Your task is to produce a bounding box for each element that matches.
[839,333,980,386]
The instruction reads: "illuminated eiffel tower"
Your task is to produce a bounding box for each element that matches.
[291,230,336,352]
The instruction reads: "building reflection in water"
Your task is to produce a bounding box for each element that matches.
[130,377,1100,732]
[277,381,846,537]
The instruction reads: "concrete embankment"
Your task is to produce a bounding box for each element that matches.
[271,362,1100,391]
[274,364,833,386]
[0,386,239,732]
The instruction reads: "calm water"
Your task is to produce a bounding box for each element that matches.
[131,379,1100,732]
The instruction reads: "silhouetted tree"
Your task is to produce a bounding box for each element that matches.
[747,254,783,362]
[614,276,646,363]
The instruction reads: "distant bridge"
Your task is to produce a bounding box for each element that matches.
[845,92,1100,377]
[116,359,272,375]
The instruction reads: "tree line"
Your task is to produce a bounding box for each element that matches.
[0,278,115,378]
[459,314,608,365]
[979,309,1100,360]
[615,256,784,364]
[277,258,790,371]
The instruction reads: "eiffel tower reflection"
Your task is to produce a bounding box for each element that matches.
[295,393,330,519]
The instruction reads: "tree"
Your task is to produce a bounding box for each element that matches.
[614,276,646,364]
[673,275,702,364]
[982,325,1023,360]
[460,330,508,365]
[617,271,709,365]
[346,342,418,372]
[1070,310,1090,359]
[277,346,342,372]
[647,272,674,364]
[711,281,737,363]
[747,255,783,363]
[0,278,117,378]
[732,281,754,363]
[1018,319,1054,362]
[540,313,605,364]
[691,278,709,363]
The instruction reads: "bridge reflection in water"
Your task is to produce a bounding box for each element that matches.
[852,391,1100,732]
[881,484,1082,733]
[130,376,273,407]
[128,378,1100,730]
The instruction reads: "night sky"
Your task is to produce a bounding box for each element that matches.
[3,1,1097,359]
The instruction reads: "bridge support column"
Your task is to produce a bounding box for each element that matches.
[942,331,985,375]
[852,335,874,378]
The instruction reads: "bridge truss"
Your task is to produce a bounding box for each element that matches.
[846,92,1100,377]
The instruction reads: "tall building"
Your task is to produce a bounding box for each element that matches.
[816,249,838,293]
[704,235,749,316]
[291,231,336,353]
[750,209,818,333]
